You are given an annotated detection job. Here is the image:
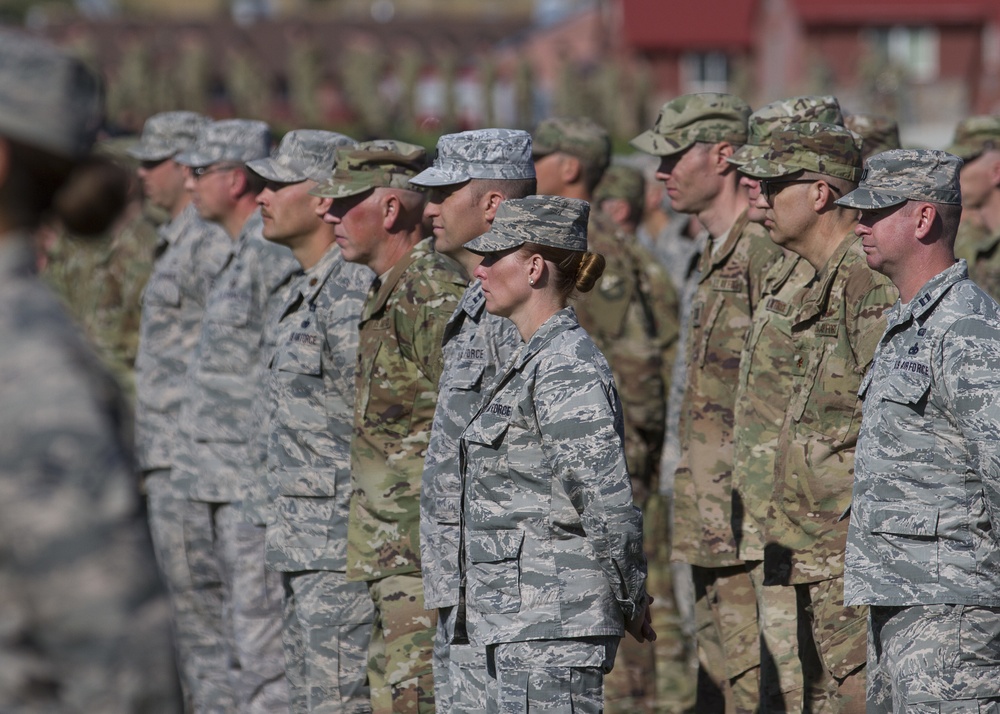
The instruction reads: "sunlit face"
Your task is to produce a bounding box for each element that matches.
[321,189,382,269]
[855,202,912,278]
[186,163,240,223]
[471,246,531,318]
[753,177,816,250]
[256,179,323,247]
[424,180,491,257]
[137,157,189,214]
[654,143,720,215]
[739,174,767,224]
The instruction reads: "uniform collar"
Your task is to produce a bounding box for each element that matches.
[296,243,344,305]
[889,259,968,329]
[794,230,858,322]
[510,307,579,370]
[699,207,749,278]
[361,237,433,321]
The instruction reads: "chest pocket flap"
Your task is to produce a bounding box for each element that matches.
[450,361,485,392]
[274,330,323,376]
[464,411,510,449]
[210,290,252,327]
[879,369,931,407]
[867,502,939,537]
[143,274,181,307]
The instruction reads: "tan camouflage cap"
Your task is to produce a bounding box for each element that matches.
[127,111,207,162]
[175,119,272,167]
[465,195,590,254]
[0,29,103,159]
[310,140,428,199]
[945,115,1000,161]
[844,114,901,160]
[630,93,750,157]
[410,128,535,187]
[729,95,843,166]
[531,117,611,173]
[246,129,356,184]
[593,164,645,214]
[835,149,963,210]
[739,122,862,182]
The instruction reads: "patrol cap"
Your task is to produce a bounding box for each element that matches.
[593,164,645,216]
[835,149,963,210]
[630,92,750,157]
[945,116,1000,161]
[465,195,590,254]
[310,140,428,199]
[127,111,207,162]
[844,114,901,160]
[531,117,611,172]
[740,122,862,182]
[0,29,103,159]
[246,129,356,184]
[409,129,535,187]
[175,119,272,167]
[729,95,843,166]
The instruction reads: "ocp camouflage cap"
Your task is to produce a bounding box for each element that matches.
[729,95,843,166]
[465,195,590,254]
[410,129,535,187]
[310,140,428,199]
[945,115,1000,161]
[593,164,645,215]
[531,117,611,173]
[835,149,963,210]
[246,129,357,184]
[844,114,901,160]
[175,119,272,167]
[739,122,862,182]
[630,93,750,157]
[0,29,103,159]
[127,111,207,162]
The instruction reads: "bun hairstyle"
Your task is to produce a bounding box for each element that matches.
[521,242,606,300]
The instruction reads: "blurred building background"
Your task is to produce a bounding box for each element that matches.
[4,0,998,147]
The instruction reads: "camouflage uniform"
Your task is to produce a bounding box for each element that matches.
[460,197,649,714]
[411,130,533,713]
[842,114,901,161]
[837,150,1000,712]
[174,120,300,713]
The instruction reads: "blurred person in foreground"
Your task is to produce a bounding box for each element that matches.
[0,29,180,713]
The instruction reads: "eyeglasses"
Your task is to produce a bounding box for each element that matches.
[759,177,842,203]
[191,164,238,179]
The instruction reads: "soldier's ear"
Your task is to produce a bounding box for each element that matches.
[712,142,735,174]
[482,190,504,221]
[913,202,937,240]
[561,155,582,185]
[381,191,400,230]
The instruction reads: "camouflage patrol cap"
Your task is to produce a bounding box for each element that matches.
[531,117,611,172]
[844,114,901,160]
[740,122,862,182]
[835,149,963,210]
[246,129,356,184]
[175,119,272,167]
[0,30,102,159]
[465,195,590,254]
[310,140,428,199]
[729,95,843,166]
[630,93,750,157]
[410,129,535,187]
[127,111,207,162]
[945,115,1000,161]
[593,164,645,216]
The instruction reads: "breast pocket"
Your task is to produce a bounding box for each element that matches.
[467,529,525,614]
[866,501,940,582]
[143,273,180,307]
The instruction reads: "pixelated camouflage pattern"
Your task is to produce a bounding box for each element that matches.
[465,194,590,254]
[347,237,466,582]
[461,308,648,646]
[593,163,645,220]
[846,260,1000,606]
[531,116,611,172]
[126,110,207,161]
[945,114,1000,160]
[175,118,272,167]
[311,140,429,199]
[728,95,843,166]
[0,30,102,159]
[0,235,180,713]
[630,92,750,157]
[134,203,231,472]
[421,280,520,609]
[955,219,1000,302]
[837,148,963,210]
[672,210,782,566]
[246,129,357,184]
[844,113,901,160]
[173,211,300,504]
[410,128,535,187]
[739,121,863,182]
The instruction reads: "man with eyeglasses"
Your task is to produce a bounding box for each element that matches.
[174,118,300,713]
[128,110,235,712]
[738,122,897,712]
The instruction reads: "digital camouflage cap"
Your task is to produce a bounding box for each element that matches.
[465,195,590,254]
[175,119,272,167]
[531,117,611,173]
[0,29,102,159]
[739,122,862,182]
[310,140,428,199]
[630,92,750,157]
[410,128,535,187]
[844,114,901,160]
[729,95,843,166]
[127,111,207,162]
[835,149,963,210]
[246,129,356,184]
[945,115,1000,161]
[593,164,645,218]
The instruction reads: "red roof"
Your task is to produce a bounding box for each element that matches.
[621,0,757,51]
[791,0,996,26]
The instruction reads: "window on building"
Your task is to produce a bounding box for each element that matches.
[868,26,940,82]
[681,51,729,93]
